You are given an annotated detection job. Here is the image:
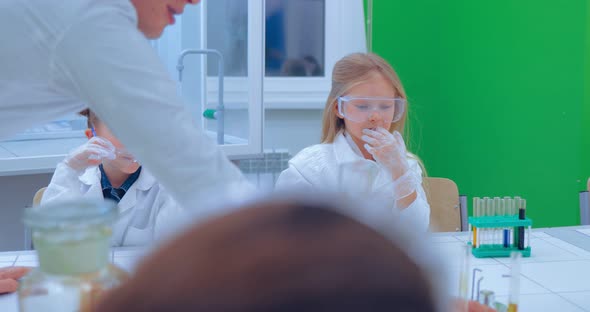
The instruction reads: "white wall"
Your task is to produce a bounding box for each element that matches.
[0,174,52,251]
[264,109,323,154]
[210,107,323,156]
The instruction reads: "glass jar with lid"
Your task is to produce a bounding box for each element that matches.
[18,198,127,312]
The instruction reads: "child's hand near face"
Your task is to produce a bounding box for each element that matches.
[361,128,421,201]
[361,128,409,179]
[64,137,116,171]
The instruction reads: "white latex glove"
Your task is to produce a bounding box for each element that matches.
[361,128,420,200]
[64,137,116,171]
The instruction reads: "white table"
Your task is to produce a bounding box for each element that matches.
[2,227,590,312]
[0,247,148,312]
[433,226,590,312]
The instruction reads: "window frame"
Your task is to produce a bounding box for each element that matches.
[207,0,367,110]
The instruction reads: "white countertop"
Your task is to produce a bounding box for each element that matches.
[432,226,590,312]
[0,247,148,311]
[0,130,249,176]
[0,138,87,176]
[2,227,590,311]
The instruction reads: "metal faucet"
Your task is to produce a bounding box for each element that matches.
[177,49,225,145]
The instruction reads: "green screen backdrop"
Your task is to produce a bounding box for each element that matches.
[366,0,590,227]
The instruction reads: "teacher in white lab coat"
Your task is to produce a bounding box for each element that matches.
[0,0,250,219]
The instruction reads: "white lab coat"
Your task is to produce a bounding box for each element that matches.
[0,1,251,223]
[41,163,179,247]
[275,132,430,231]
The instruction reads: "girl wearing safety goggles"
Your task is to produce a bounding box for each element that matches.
[276,53,429,231]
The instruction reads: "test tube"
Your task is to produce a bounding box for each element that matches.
[513,197,521,247]
[514,196,521,215]
[458,244,472,311]
[506,198,513,216]
[518,199,526,250]
[499,199,510,247]
[502,197,512,247]
[472,197,479,248]
[507,252,521,312]
[477,198,485,247]
[493,197,501,244]
[485,197,492,216]
[507,198,511,215]
[479,198,484,215]
[493,197,501,216]
[483,197,493,245]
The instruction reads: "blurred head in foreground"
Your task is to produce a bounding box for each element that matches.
[97,195,447,312]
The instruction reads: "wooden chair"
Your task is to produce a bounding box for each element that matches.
[24,186,48,249]
[423,177,465,232]
[32,186,47,207]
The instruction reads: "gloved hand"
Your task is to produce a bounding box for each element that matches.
[64,137,116,171]
[0,266,31,294]
[361,128,420,200]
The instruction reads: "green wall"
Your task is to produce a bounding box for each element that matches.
[367,1,590,227]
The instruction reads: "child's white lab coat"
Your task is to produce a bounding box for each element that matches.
[41,163,179,247]
[275,132,430,231]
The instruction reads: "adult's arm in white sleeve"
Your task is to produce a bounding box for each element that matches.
[51,5,250,212]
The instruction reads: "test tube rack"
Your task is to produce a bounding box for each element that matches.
[468,196,532,258]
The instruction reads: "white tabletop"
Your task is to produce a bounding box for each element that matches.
[0,247,148,312]
[2,227,590,312]
[0,131,249,176]
[433,226,590,312]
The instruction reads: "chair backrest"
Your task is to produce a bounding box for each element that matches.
[423,177,461,232]
[581,178,590,225]
[33,187,47,207]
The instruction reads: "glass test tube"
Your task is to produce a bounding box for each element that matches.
[507,252,521,312]
[477,198,484,247]
[484,197,492,245]
[494,197,501,245]
[518,199,526,250]
[500,198,510,248]
[504,197,513,246]
[458,244,472,307]
[513,197,521,247]
[472,197,479,248]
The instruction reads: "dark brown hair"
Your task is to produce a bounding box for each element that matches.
[97,199,437,312]
[78,108,98,129]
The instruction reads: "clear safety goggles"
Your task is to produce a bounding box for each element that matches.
[337,96,406,124]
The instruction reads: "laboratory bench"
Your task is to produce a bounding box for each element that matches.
[2,227,590,312]
[0,130,249,177]
[0,137,87,176]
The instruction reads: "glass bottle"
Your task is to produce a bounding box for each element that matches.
[18,198,128,312]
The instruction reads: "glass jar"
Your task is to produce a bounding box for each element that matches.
[18,198,128,312]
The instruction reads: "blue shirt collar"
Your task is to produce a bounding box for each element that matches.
[99,164,142,202]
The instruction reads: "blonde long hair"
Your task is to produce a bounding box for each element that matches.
[320,53,426,175]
